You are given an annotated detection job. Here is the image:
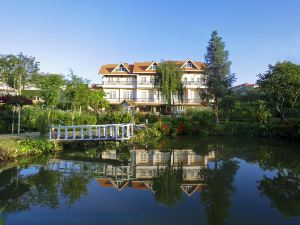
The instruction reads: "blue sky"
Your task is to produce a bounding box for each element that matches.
[0,0,299,84]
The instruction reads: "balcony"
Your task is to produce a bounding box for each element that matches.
[105,98,203,105]
[102,81,137,85]
[183,81,203,86]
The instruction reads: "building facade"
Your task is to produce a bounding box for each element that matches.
[96,60,207,112]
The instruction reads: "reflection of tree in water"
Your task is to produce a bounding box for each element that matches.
[258,170,300,217]
[0,166,91,220]
[201,159,239,225]
[153,160,184,206]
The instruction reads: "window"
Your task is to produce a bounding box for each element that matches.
[107,91,117,99]
[141,153,147,162]
[115,65,126,72]
[123,91,132,99]
[126,77,133,84]
[184,62,193,68]
[140,77,147,84]
[156,154,160,161]
[150,76,154,84]
[108,77,113,84]
[149,64,157,70]
[197,77,201,84]
[141,91,147,100]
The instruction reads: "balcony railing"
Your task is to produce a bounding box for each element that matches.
[102,81,137,85]
[183,81,203,86]
[102,81,203,86]
[105,98,203,104]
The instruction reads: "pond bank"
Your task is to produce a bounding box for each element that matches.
[0,135,61,161]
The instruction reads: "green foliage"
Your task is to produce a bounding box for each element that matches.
[63,72,109,112]
[37,73,65,107]
[153,164,184,206]
[154,61,184,107]
[88,89,109,112]
[248,100,272,125]
[201,159,239,225]
[134,113,159,124]
[132,127,162,145]
[97,111,133,124]
[20,138,56,154]
[0,52,39,91]
[220,93,240,122]
[257,61,300,120]
[203,30,235,123]
[63,72,90,111]
[0,137,59,160]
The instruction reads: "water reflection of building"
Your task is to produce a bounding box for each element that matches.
[46,149,215,197]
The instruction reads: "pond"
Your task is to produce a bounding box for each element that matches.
[0,137,300,225]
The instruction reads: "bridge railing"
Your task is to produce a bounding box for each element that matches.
[49,123,134,141]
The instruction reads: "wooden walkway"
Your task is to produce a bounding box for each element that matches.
[49,123,134,141]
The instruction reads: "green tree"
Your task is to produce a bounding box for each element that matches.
[88,89,109,112]
[154,61,184,112]
[64,71,90,113]
[37,74,65,108]
[203,31,235,123]
[257,61,300,120]
[0,53,40,93]
[220,93,240,122]
[249,100,271,125]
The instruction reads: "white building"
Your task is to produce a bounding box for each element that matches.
[97,60,207,112]
[0,82,17,96]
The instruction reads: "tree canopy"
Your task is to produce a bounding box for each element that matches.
[257,61,300,120]
[0,53,40,93]
[154,61,184,109]
[33,73,65,108]
[203,31,235,123]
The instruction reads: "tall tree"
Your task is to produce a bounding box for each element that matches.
[154,61,184,112]
[257,61,300,120]
[203,31,235,123]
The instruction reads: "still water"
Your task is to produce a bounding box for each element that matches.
[1,137,300,225]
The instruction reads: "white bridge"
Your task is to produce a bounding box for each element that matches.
[49,123,134,141]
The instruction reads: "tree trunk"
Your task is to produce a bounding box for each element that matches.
[276,103,285,121]
[214,99,219,124]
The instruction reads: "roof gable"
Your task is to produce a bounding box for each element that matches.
[112,63,131,73]
[181,59,200,69]
[145,62,158,71]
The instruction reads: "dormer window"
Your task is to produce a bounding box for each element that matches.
[149,64,157,70]
[185,62,193,68]
[115,66,126,72]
